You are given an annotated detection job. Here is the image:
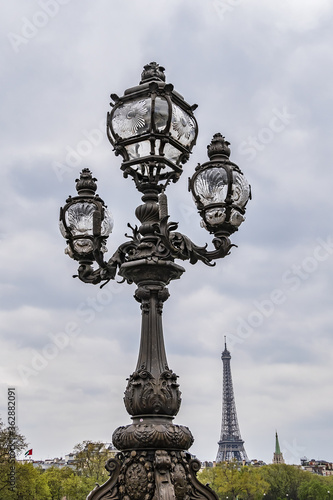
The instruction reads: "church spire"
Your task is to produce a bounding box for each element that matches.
[275,431,281,454]
[273,431,285,464]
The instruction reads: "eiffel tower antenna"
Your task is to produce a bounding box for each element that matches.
[216,341,249,463]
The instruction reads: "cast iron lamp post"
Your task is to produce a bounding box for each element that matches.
[59,62,251,500]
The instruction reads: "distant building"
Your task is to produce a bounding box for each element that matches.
[200,461,215,469]
[101,442,117,454]
[200,458,267,469]
[30,456,74,470]
[301,458,333,476]
[250,459,267,467]
[64,452,76,465]
[23,442,117,471]
[272,431,285,464]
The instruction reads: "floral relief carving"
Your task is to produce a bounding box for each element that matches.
[125,462,148,500]
[112,423,193,451]
[124,369,181,417]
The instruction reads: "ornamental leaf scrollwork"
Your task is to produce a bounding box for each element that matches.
[156,216,234,267]
[112,424,194,451]
[124,369,181,417]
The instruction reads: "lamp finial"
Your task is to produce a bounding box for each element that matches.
[207,133,231,160]
[75,168,97,196]
[140,62,166,84]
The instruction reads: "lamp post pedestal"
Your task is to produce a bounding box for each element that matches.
[87,449,215,500]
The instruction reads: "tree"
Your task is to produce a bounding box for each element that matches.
[16,463,52,500]
[0,463,52,500]
[0,415,28,496]
[62,474,97,500]
[44,466,73,500]
[237,466,270,499]
[260,464,307,499]
[0,416,27,463]
[34,467,52,500]
[298,476,333,500]
[73,440,114,483]
[198,461,269,499]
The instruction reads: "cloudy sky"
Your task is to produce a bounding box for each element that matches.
[1,0,333,466]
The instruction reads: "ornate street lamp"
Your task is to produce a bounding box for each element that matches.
[59,62,251,500]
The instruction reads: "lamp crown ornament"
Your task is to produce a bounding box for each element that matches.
[60,63,251,500]
[140,61,166,83]
[75,168,97,195]
[207,132,231,159]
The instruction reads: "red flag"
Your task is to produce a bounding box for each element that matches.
[25,449,33,456]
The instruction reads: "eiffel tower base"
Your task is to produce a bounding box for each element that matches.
[86,422,218,500]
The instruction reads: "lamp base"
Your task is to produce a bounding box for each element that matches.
[87,448,218,500]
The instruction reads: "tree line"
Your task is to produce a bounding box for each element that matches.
[0,417,113,499]
[1,418,332,499]
[198,460,333,500]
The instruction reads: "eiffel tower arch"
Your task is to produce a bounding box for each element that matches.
[216,339,249,463]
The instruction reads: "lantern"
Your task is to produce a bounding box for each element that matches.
[189,133,251,237]
[107,62,198,190]
[59,168,113,262]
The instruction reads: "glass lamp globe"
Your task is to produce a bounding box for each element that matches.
[59,168,113,261]
[107,62,198,190]
[189,133,251,236]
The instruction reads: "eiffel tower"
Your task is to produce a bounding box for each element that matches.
[216,338,249,463]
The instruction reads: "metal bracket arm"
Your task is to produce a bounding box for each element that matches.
[157,216,235,266]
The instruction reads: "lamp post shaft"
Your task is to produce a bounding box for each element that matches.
[136,288,169,377]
